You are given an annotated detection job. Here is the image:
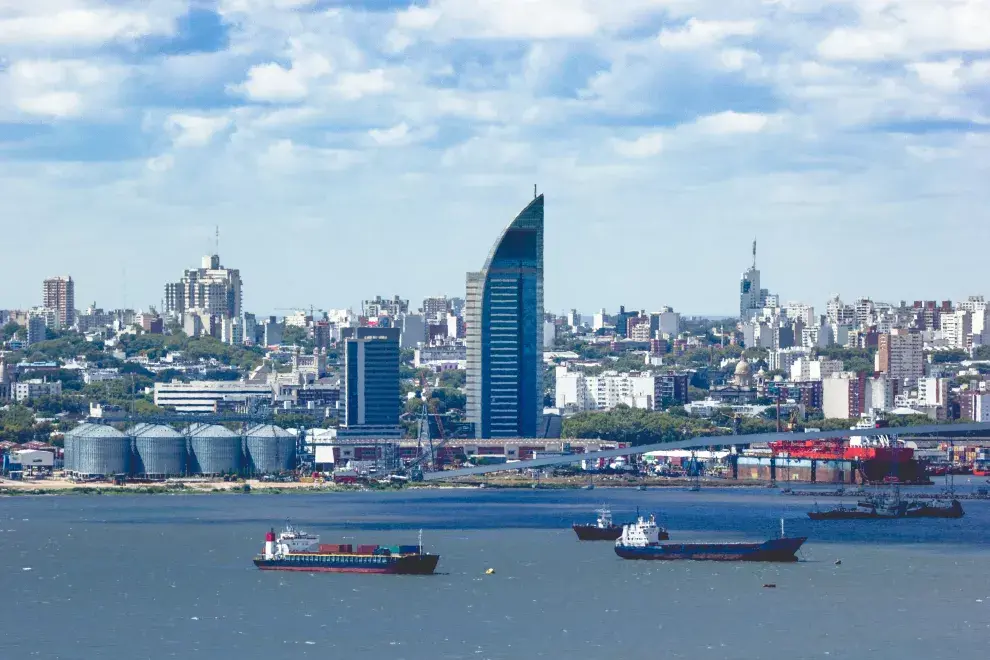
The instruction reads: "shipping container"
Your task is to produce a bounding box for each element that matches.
[397,545,419,554]
[357,544,379,554]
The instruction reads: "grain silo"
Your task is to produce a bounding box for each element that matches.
[73,423,130,477]
[187,423,242,476]
[244,424,296,475]
[62,424,80,472]
[130,423,187,478]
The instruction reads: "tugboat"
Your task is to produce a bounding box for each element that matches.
[614,515,806,562]
[573,507,668,541]
[254,523,440,575]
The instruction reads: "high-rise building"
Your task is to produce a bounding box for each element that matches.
[421,297,450,324]
[876,329,924,383]
[400,313,425,349]
[341,327,400,428]
[465,193,544,438]
[164,254,242,320]
[42,276,75,328]
[941,310,972,349]
[739,241,769,319]
[361,296,408,319]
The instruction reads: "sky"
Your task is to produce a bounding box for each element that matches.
[1,0,989,318]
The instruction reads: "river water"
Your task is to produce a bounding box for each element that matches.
[1,487,988,660]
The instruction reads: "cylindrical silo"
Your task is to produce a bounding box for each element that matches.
[130,423,186,478]
[75,424,130,477]
[244,424,296,475]
[188,423,242,476]
[63,423,84,473]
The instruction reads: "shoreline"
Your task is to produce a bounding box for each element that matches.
[2,475,984,497]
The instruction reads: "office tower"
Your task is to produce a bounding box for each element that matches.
[342,327,400,428]
[465,193,544,438]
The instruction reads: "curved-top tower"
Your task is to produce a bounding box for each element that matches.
[465,193,544,438]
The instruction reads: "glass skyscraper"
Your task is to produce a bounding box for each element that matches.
[341,327,400,428]
[465,194,544,438]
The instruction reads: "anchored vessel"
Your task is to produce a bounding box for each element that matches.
[573,507,668,541]
[614,515,806,562]
[809,486,964,520]
[254,524,440,575]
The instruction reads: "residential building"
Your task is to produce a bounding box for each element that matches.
[341,327,400,429]
[414,344,467,369]
[628,316,652,342]
[465,193,544,438]
[263,317,284,347]
[916,377,949,409]
[362,295,408,319]
[941,310,972,349]
[554,367,688,411]
[12,379,62,402]
[422,297,450,324]
[765,380,823,410]
[960,391,990,422]
[83,368,122,384]
[154,380,273,413]
[543,319,557,348]
[822,374,894,419]
[27,315,47,345]
[592,309,608,331]
[652,307,680,337]
[784,302,815,325]
[769,347,810,374]
[400,313,425,350]
[164,253,242,319]
[42,276,75,328]
[566,309,582,330]
[790,358,843,382]
[876,329,924,383]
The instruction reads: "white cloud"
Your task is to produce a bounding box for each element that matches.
[0,7,176,46]
[334,69,393,101]
[611,133,664,158]
[658,19,758,50]
[233,42,333,103]
[692,111,771,135]
[165,114,233,147]
[1,59,120,118]
[368,122,437,147]
[817,0,990,61]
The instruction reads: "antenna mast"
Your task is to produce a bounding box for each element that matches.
[215,225,220,256]
[752,239,757,269]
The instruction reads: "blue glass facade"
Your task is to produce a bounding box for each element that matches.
[342,327,401,427]
[466,195,544,438]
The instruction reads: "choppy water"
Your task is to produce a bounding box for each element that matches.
[2,487,989,660]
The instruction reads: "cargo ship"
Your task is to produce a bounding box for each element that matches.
[573,506,668,541]
[613,515,806,562]
[253,524,440,575]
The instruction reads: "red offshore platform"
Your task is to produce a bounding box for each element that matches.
[768,421,929,485]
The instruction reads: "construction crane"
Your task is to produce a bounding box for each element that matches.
[405,403,449,479]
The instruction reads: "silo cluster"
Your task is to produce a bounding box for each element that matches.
[63,422,297,478]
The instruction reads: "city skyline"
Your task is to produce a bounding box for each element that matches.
[1,1,989,313]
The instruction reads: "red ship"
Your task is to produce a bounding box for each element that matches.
[769,421,930,485]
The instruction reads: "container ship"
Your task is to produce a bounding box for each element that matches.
[613,515,805,562]
[573,506,668,541]
[254,524,440,575]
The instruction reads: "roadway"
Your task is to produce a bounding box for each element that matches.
[420,422,990,481]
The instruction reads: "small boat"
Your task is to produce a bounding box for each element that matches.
[574,506,668,541]
[615,516,805,562]
[904,499,964,519]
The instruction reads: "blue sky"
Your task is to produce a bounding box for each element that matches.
[1,0,988,317]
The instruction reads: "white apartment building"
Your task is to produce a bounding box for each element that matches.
[12,379,62,403]
[917,377,949,408]
[790,358,844,382]
[821,374,893,419]
[555,367,655,411]
[164,253,243,319]
[769,347,810,373]
[941,310,972,349]
[154,380,273,413]
[593,309,608,331]
[784,302,816,325]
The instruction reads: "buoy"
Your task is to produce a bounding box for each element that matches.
[834,560,842,566]
[485,568,495,575]
[762,584,776,589]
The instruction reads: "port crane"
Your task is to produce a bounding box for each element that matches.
[403,403,451,478]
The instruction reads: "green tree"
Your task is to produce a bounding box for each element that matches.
[930,349,968,364]
[2,321,22,341]
[973,345,990,360]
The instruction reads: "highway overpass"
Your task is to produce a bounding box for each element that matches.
[420,422,990,481]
